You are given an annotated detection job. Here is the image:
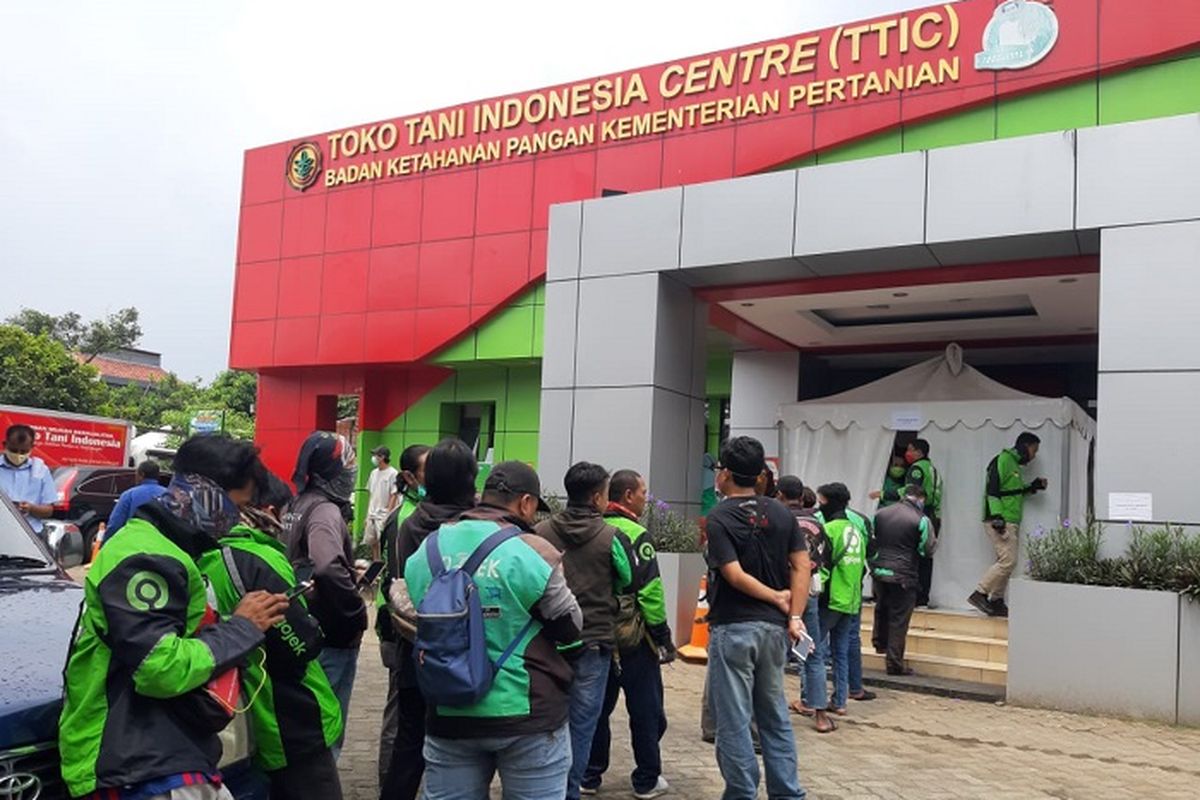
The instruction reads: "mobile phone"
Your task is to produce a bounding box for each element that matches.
[790,630,816,663]
[358,560,385,587]
[285,579,314,600]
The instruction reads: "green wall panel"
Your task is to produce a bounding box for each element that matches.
[504,366,542,433]
[817,130,902,164]
[904,104,995,152]
[706,354,732,397]
[997,81,1098,139]
[1100,54,1200,125]
[475,304,537,360]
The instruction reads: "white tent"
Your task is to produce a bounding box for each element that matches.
[777,344,1095,610]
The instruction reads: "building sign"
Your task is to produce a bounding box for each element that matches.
[975,0,1059,71]
[296,3,991,189]
[0,408,130,468]
[190,410,224,435]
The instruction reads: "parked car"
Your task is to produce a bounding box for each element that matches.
[52,466,171,560]
[0,493,82,799]
[0,493,266,800]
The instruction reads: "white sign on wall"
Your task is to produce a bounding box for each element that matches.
[1107,492,1154,522]
[890,410,924,431]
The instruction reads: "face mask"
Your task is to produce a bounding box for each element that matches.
[370,455,380,467]
[417,485,427,499]
[888,466,906,479]
[904,451,919,465]
[4,450,29,467]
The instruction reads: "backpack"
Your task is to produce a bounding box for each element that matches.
[413,526,535,707]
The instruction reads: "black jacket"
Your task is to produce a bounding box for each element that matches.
[535,505,621,646]
[282,492,367,648]
[869,500,938,589]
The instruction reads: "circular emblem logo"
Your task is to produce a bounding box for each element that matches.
[0,772,42,800]
[126,570,169,612]
[286,141,322,192]
[975,0,1059,72]
[638,541,657,564]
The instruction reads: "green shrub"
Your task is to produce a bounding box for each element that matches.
[1028,520,1200,597]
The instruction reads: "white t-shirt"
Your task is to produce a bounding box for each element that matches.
[367,465,399,518]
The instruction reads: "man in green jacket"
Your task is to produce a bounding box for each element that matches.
[60,435,289,800]
[197,479,344,799]
[901,439,940,606]
[582,469,674,799]
[816,482,867,715]
[970,432,1047,617]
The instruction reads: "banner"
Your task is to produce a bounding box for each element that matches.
[0,407,130,469]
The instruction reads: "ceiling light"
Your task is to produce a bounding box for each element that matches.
[892,292,909,298]
[740,302,755,307]
[1059,278,1079,284]
[866,304,891,310]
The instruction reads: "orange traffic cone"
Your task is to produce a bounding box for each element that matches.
[90,522,107,563]
[678,576,710,664]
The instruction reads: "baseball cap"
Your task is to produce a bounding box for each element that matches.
[371,445,391,460]
[484,461,551,512]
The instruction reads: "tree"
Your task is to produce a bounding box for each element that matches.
[6,307,143,362]
[0,326,108,413]
[106,374,203,431]
[206,370,257,417]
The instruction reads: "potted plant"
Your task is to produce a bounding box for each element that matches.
[641,497,706,648]
[1009,520,1200,724]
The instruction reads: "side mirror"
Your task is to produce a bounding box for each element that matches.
[46,520,85,569]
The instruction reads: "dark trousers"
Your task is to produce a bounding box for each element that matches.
[872,581,918,673]
[269,748,343,800]
[917,515,940,606]
[582,644,667,794]
[379,686,427,800]
[378,643,400,785]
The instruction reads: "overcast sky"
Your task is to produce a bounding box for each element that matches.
[0,0,936,380]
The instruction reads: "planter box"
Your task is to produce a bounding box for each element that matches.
[1009,579,1180,723]
[658,552,706,648]
[1179,598,1200,725]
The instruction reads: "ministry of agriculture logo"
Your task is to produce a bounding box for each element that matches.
[286,141,322,191]
[975,0,1059,71]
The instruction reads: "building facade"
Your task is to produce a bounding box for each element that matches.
[232,0,1200,540]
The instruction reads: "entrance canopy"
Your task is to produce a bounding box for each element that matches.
[778,345,1095,609]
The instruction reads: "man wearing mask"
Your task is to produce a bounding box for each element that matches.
[971,432,1047,617]
[283,431,367,756]
[375,442,429,788]
[0,424,56,538]
[900,439,940,607]
[381,438,477,800]
[582,469,674,798]
[815,483,867,716]
[363,445,399,562]
[60,435,289,800]
[536,462,633,800]
[868,452,908,510]
[869,485,936,676]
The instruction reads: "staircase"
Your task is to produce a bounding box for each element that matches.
[860,605,1008,689]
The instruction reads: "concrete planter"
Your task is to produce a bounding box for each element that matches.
[658,552,706,648]
[1009,579,1181,723]
[1178,598,1200,725]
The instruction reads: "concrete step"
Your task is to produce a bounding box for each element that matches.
[860,624,1008,664]
[861,669,1006,703]
[861,603,1009,640]
[861,649,1008,687]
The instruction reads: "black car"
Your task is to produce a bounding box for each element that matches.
[0,493,81,799]
[52,466,171,560]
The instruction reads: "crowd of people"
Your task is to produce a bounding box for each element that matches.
[0,419,1047,800]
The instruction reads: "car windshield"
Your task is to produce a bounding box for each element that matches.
[0,500,49,567]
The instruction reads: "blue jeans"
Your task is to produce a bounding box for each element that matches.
[583,643,666,794]
[801,596,827,710]
[566,645,611,800]
[848,611,864,695]
[421,724,570,800]
[318,646,359,758]
[819,609,853,710]
[708,622,806,800]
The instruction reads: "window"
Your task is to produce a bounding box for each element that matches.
[440,402,496,462]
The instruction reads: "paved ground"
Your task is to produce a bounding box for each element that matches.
[341,635,1200,799]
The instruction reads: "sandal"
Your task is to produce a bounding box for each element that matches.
[850,689,877,702]
[788,700,814,717]
[814,716,837,734]
[827,705,848,716]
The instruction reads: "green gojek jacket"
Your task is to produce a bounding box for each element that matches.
[985,447,1035,524]
[59,506,265,798]
[816,511,869,615]
[197,525,343,772]
[605,509,672,648]
[375,490,421,642]
[906,458,942,516]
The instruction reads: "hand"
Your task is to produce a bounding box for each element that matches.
[772,589,792,615]
[234,590,290,632]
[990,517,1007,532]
[1034,478,1049,491]
[868,491,881,500]
[788,617,807,644]
[16,501,30,513]
[657,646,677,665]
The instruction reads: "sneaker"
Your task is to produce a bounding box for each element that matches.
[967,591,995,616]
[633,776,670,799]
[991,598,1010,618]
[581,787,599,796]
